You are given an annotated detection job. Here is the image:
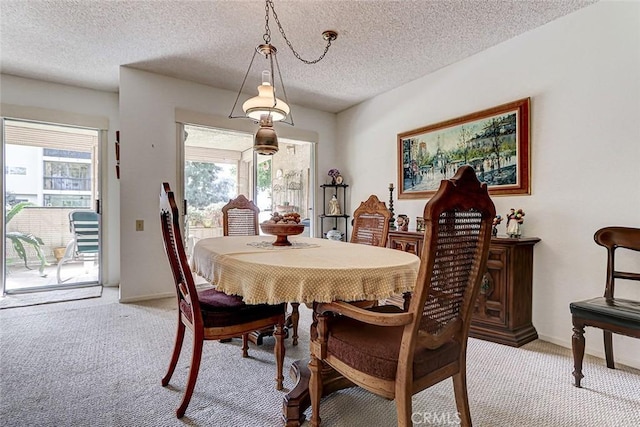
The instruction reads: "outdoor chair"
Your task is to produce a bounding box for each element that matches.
[56,210,99,284]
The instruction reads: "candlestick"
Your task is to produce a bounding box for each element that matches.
[388,183,396,230]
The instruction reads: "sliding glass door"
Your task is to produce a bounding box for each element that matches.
[2,118,101,294]
[181,124,314,254]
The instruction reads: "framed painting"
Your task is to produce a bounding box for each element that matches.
[397,98,530,199]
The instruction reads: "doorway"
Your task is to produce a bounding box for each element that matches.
[2,119,102,294]
[180,123,314,251]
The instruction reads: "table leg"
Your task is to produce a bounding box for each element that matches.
[281,359,356,426]
[249,303,299,346]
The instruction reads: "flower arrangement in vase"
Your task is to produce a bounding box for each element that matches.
[328,168,341,185]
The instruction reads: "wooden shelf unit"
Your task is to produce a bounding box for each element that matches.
[319,183,349,240]
[388,230,540,347]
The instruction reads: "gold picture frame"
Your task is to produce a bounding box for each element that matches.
[397,98,530,199]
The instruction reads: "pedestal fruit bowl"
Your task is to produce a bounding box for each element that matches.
[260,212,304,246]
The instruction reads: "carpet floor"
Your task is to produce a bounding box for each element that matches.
[0,287,638,426]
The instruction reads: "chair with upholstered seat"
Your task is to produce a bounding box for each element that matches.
[350,194,392,308]
[222,194,300,346]
[570,226,640,388]
[350,194,391,247]
[160,183,285,418]
[309,166,495,427]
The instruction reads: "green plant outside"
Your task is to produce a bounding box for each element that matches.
[5,202,48,276]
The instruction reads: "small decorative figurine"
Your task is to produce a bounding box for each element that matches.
[506,208,525,237]
[492,215,503,236]
[328,194,341,216]
[397,214,409,231]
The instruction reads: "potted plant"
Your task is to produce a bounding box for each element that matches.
[5,202,48,276]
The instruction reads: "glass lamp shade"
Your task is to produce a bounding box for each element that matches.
[242,83,290,122]
[254,116,279,155]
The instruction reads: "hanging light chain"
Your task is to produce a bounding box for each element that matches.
[263,0,272,44]
[265,0,336,65]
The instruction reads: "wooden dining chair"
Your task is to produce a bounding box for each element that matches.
[350,194,392,308]
[160,183,285,418]
[222,194,260,236]
[350,194,391,247]
[570,226,640,387]
[222,194,301,346]
[309,165,496,427]
[221,195,300,346]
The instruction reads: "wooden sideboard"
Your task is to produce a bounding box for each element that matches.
[387,230,540,347]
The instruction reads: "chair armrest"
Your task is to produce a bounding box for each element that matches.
[316,301,413,327]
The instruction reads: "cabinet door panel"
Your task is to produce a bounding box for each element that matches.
[472,246,508,327]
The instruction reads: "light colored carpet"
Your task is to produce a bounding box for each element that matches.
[0,285,102,309]
[0,287,638,426]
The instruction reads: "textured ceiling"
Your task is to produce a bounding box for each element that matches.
[0,0,597,113]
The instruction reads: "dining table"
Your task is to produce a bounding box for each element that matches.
[191,234,420,426]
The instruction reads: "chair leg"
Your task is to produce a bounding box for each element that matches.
[176,331,204,418]
[242,334,249,358]
[603,330,615,369]
[274,322,285,390]
[309,355,323,427]
[572,320,586,388]
[56,241,75,284]
[395,389,412,427]
[162,320,185,386]
[453,370,472,427]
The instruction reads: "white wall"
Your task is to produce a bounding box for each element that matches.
[337,1,640,368]
[0,75,121,286]
[118,68,337,302]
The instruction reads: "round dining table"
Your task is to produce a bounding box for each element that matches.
[191,235,420,426]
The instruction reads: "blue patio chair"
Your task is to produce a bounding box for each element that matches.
[57,210,99,283]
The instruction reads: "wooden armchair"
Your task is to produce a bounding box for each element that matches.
[570,226,640,387]
[350,194,391,247]
[309,166,495,427]
[160,183,285,418]
[222,194,300,346]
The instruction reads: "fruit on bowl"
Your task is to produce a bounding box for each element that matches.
[260,212,304,246]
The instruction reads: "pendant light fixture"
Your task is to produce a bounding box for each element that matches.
[229,0,337,155]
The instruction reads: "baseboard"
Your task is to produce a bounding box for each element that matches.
[538,334,640,370]
[119,290,175,303]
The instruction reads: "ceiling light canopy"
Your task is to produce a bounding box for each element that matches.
[229,0,337,155]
